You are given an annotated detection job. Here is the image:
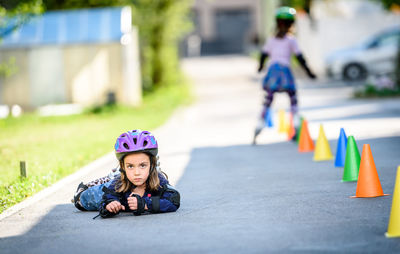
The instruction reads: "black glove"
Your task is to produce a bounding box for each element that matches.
[96,205,117,219]
[307,70,317,79]
[296,54,316,80]
[258,53,268,73]
[131,194,146,216]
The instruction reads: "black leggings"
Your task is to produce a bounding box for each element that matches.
[261,88,298,119]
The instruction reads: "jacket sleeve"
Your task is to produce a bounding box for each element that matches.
[99,179,122,217]
[296,53,316,79]
[143,184,180,213]
[258,52,269,72]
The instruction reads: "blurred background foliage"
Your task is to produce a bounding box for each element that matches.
[282,0,400,11]
[1,0,398,89]
[0,0,193,91]
[0,0,43,77]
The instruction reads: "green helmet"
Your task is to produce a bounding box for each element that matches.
[275,6,296,21]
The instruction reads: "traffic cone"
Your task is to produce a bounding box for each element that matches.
[351,144,389,198]
[278,109,286,133]
[313,124,333,161]
[265,109,274,128]
[298,119,314,152]
[287,113,295,140]
[342,136,360,182]
[296,117,304,144]
[284,114,290,133]
[335,128,347,167]
[386,166,400,238]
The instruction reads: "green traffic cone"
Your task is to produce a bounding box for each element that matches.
[342,136,361,182]
[296,117,304,144]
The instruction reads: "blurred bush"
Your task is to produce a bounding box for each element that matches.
[131,0,192,91]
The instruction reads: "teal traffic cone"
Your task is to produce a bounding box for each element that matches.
[342,136,361,182]
[335,128,347,167]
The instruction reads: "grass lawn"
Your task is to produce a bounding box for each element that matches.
[354,84,400,98]
[0,83,192,213]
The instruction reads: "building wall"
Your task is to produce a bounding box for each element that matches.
[64,44,112,107]
[190,0,265,55]
[193,0,262,40]
[0,31,141,110]
[29,47,66,107]
[0,49,31,109]
[120,27,142,106]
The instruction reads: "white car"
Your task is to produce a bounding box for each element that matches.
[325,26,400,81]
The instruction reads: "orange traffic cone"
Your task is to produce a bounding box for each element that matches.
[287,113,295,140]
[351,144,389,198]
[298,119,314,152]
[386,166,400,238]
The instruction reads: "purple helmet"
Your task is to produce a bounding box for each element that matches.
[114,130,158,160]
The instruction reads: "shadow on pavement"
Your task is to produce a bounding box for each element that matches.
[1,137,400,253]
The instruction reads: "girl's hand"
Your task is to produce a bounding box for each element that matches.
[106,201,125,214]
[127,194,138,211]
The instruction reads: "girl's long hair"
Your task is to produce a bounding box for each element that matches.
[115,152,160,193]
[276,19,294,38]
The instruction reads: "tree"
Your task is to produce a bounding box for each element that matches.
[0,0,43,77]
[0,0,43,38]
[131,0,192,90]
[41,0,125,10]
[280,0,312,13]
[379,0,400,9]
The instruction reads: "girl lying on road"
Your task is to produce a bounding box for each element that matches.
[72,129,180,218]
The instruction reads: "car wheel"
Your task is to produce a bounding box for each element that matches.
[343,63,367,81]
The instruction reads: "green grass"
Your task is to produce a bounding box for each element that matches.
[354,84,400,98]
[0,82,193,213]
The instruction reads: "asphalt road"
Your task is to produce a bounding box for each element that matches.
[1,56,400,253]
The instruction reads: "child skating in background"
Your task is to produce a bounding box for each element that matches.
[73,129,180,218]
[253,6,316,145]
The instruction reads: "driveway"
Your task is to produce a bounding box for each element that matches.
[0,56,399,253]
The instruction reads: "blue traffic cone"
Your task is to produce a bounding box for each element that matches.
[265,109,274,128]
[335,128,347,167]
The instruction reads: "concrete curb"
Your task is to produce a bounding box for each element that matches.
[0,152,115,221]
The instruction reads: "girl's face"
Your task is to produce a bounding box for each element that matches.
[123,153,151,188]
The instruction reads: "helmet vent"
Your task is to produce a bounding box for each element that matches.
[115,130,158,160]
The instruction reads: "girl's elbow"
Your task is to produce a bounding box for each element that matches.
[164,203,179,213]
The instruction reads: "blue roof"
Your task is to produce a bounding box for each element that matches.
[0,6,131,48]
